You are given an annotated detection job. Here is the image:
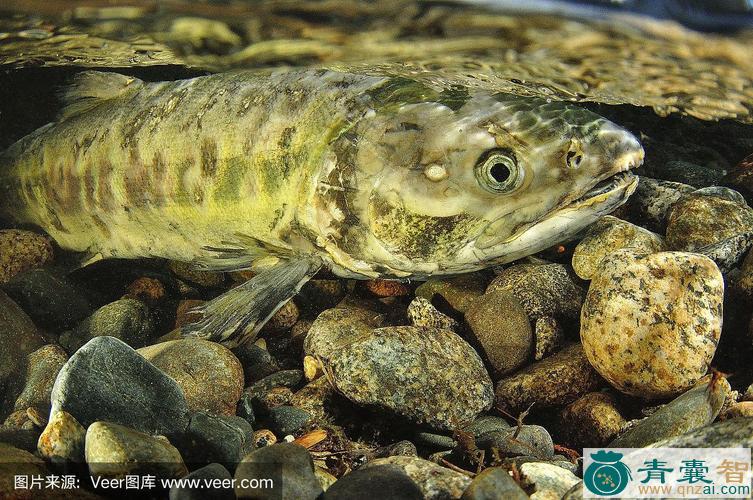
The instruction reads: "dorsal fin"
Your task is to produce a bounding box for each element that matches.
[58,71,143,120]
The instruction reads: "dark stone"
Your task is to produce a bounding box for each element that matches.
[169,463,234,500]
[461,466,528,500]
[476,425,554,459]
[324,464,423,500]
[247,370,305,395]
[267,406,311,436]
[370,440,418,459]
[1,268,91,331]
[415,432,456,450]
[235,443,322,500]
[174,412,255,471]
[0,428,40,452]
[464,415,511,438]
[237,393,256,426]
[655,160,725,188]
[232,343,280,385]
[50,336,189,435]
[60,298,156,352]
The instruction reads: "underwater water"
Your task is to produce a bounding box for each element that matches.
[1,1,753,498]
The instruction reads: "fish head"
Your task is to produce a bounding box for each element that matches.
[311,87,643,278]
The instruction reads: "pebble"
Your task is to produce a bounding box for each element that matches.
[169,463,234,500]
[138,339,243,417]
[51,336,189,435]
[0,229,54,284]
[315,466,338,492]
[262,299,300,333]
[461,466,528,500]
[37,410,86,462]
[297,279,347,316]
[464,290,533,376]
[580,250,723,398]
[571,216,665,280]
[173,412,254,468]
[1,268,92,331]
[720,401,753,419]
[495,343,602,413]
[414,273,487,314]
[318,325,493,430]
[235,443,323,499]
[519,462,580,500]
[463,415,511,438]
[363,279,411,297]
[0,443,50,498]
[303,307,384,360]
[532,316,564,361]
[325,464,423,500]
[646,416,753,450]
[0,290,45,399]
[85,421,188,479]
[125,276,167,305]
[10,344,67,416]
[623,176,694,232]
[364,456,472,500]
[666,192,753,251]
[174,299,205,329]
[610,375,729,447]
[232,343,280,385]
[169,260,225,288]
[257,387,293,411]
[696,233,753,273]
[60,298,156,352]
[268,406,311,436]
[415,431,457,450]
[253,429,277,447]
[407,297,459,331]
[558,391,626,447]
[247,370,305,394]
[0,428,40,452]
[476,425,554,459]
[303,355,324,381]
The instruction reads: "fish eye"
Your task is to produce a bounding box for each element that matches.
[566,138,584,169]
[475,149,521,193]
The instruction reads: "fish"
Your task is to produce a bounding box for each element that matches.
[0,69,644,347]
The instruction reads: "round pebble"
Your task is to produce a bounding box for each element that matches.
[138,339,244,417]
[580,250,723,398]
[61,298,156,352]
[558,391,626,447]
[572,216,665,280]
[407,297,458,331]
[0,229,53,284]
[666,193,753,251]
[364,456,471,500]
[324,465,423,500]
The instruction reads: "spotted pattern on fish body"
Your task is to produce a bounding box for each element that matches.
[0,68,644,344]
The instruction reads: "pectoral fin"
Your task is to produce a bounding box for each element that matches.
[181,257,321,347]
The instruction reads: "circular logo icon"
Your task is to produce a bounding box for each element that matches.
[584,450,632,496]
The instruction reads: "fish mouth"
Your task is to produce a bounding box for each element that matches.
[567,170,637,209]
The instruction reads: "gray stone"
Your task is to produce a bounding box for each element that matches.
[646,417,753,451]
[235,443,323,500]
[268,406,311,436]
[324,465,423,500]
[51,336,190,435]
[61,298,156,352]
[85,421,188,479]
[232,343,280,385]
[319,325,493,430]
[415,432,457,450]
[461,466,528,500]
[169,463,234,500]
[407,297,459,331]
[476,425,554,459]
[654,160,725,188]
[464,415,511,438]
[364,456,472,500]
[1,268,91,331]
[174,412,254,469]
[623,176,694,232]
[139,339,244,417]
[666,193,753,252]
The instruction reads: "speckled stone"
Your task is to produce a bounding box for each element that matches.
[666,193,753,251]
[303,307,384,360]
[61,298,156,352]
[407,297,458,331]
[12,344,67,414]
[572,216,665,280]
[138,339,244,417]
[464,290,533,376]
[0,229,54,284]
[720,401,753,419]
[519,462,580,500]
[580,250,723,398]
[623,177,694,232]
[85,421,188,479]
[558,391,626,447]
[262,299,299,333]
[495,343,602,413]
[476,424,554,458]
[169,260,225,288]
[533,316,564,361]
[363,279,411,297]
[364,456,471,500]
[461,466,528,500]
[321,325,493,430]
[37,410,86,462]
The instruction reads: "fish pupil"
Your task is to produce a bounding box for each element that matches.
[489,162,511,183]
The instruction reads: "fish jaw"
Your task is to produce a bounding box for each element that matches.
[466,165,640,266]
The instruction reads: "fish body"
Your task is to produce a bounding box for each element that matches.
[0,69,643,344]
